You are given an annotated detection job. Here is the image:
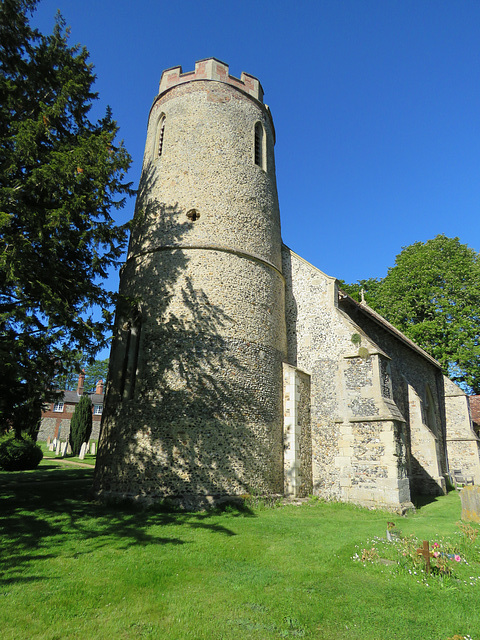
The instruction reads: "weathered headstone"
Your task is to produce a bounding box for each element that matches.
[48,443,54,452]
[55,441,61,455]
[460,486,480,523]
[90,442,96,456]
[79,442,87,460]
[61,441,68,457]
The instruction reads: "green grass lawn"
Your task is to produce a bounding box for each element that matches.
[1,463,479,640]
[40,442,97,467]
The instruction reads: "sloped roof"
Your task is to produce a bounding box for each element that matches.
[62,391,104,404]
[338,291,441,369]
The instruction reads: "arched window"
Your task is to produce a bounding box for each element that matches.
[155,115,166,159]
[254,121,266,170]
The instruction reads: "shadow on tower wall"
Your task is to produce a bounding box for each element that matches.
[93,164,284,507]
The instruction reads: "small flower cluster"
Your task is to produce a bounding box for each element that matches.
[351,522,480,588]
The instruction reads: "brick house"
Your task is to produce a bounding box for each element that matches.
[37,372,104,442]
[469,396,480,436]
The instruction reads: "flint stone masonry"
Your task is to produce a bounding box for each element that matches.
[95,59,285,505]
[93,59,480,511]
[38,384,103,443]
[444,376,480,484]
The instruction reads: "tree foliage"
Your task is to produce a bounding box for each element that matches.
[0,430,43,470]
[69,394,92,455]
[337,277,382,306]
[343,235,480,393]
[0,1,132,433]
[54,357,109,393]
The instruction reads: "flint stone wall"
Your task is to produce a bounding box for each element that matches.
[94,75,287,504]
[444,376,480,484]
[339,298,447,496]
[283,247,410,508]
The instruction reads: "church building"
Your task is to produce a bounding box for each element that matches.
[93,59,480,510]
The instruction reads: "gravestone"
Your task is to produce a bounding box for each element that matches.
[79,443,87,460]
[460,486,480,523]
[90,442,96,455]
[47,437,51,446]
[55,441,61,455]
[67,443,72,455]
[48,443,54,452]
[61,442,68,457]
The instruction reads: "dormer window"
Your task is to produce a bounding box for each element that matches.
[254,121,266,170]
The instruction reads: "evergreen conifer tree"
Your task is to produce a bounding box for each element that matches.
[0,1,132,434]
[69,395,93,456]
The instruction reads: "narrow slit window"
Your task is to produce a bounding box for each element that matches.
[120,309,142,400]
[156,116,166,158]
[254,122,266,170]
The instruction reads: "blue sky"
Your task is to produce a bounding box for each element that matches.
[32,0,480,288]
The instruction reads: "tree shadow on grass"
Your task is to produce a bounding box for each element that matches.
[0,466,93,486]
[0,471,254,585]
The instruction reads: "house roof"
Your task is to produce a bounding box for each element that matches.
[62,391,104,404]
[338,291,441,370]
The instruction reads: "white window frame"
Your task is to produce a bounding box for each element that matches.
[53,402,64,413]
[94,404,103,415]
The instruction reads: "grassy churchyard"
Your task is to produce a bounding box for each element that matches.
[1,456,479,640]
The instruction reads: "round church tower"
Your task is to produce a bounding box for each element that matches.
[94,59,287,505]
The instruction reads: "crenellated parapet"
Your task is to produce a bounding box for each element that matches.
[159,57,264,102]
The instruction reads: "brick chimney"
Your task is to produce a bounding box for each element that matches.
[95,379,104,395]
[77,370,85,396]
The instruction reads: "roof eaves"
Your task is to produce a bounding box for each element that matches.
[338,290,441,370]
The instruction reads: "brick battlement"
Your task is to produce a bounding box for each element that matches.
[159,58,264,102]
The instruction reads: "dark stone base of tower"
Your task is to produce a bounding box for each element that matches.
[93,59,480,510]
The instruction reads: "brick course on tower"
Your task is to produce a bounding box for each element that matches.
[94,59,480,509]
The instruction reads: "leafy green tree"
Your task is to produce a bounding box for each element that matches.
[54,357,109,392]
[84,358,109,393]
[0,1,132,434]
[69,394,92,456]
[338,277,382,305]
[344,235,480,393]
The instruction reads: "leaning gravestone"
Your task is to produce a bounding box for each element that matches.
[79,442,87,460]
[55,441,61,456]
[61,442,68,457]
[460,486,480,523]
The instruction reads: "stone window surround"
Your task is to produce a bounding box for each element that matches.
[254,121,266,171]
